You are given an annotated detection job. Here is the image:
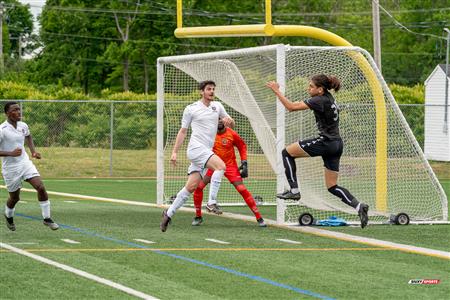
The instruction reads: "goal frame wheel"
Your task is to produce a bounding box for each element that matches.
[298,213,314,226]
[394,213,410,225]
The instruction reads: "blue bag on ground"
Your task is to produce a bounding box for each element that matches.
[317,216,347,226]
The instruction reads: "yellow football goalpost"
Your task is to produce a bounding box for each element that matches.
[174,0,387,212]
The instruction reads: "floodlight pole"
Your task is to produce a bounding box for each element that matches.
[444,28,449,134]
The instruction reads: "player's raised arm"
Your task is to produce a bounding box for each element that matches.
[266,81,309,112]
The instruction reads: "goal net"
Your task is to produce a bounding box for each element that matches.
[157,44,447,225]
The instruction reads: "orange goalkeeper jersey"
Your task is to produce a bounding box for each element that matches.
[213,128,247,167]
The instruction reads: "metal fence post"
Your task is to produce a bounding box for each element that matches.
[110,101,114,176]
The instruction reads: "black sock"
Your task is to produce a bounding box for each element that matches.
[328,185,359,208]
[282,149,298,190]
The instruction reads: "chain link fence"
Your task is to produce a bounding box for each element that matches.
[1,100,156,178]
[0,100,445,179]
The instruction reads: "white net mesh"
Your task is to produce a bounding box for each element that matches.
[158,45,447,224]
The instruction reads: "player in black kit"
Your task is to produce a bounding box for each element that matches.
[266,74,369,228]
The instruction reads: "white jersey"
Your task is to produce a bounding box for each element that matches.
[181,100,230,151]
[0,120,31,171]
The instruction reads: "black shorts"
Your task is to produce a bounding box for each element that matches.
[298,136,343,172]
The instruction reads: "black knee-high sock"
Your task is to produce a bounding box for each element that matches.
[328,185,359,208]
[282,149,298,190]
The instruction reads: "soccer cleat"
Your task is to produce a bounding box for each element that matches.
[358,203,369,229]
[206,203,223,215]
[160,210,171,232]
[276,190,301,200]
[257,218,267,227]
[43,218,59,230]
[191,216,203,226]
[5,214,16,231]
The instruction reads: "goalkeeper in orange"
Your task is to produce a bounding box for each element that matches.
[192,118,267,227]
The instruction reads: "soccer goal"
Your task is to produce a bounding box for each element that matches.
[157,44,448,225]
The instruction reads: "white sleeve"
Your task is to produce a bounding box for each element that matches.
[23,123,30,136]
[181,106,192,129]
[0,129,3,143]
[217,102,230,119]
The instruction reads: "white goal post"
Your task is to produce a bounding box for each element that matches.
[157,44,447,225]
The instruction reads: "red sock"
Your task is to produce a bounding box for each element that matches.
[193,181,206,217]
[235,184,262,220]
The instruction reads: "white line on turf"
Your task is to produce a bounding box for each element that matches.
[0,242,159,300]
[8,242,37,245]
[133,239,155,244]
[0,185,157,207]
[20,201,28,203]
[276,239,302,244]
[64,201,77,203]
[61,239,80,244]
[205,239,230,245]
[3,184,447,259]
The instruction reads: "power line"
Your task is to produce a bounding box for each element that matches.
[374,0,447,40]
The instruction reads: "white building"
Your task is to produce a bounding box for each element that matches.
[424,64,450,161]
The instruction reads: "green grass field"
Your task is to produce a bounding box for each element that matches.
[1,176,449,299]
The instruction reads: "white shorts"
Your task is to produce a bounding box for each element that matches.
[2,160,40,192]
[187,146,214,176]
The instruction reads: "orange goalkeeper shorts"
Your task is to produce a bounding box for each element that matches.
[205,164,242,183]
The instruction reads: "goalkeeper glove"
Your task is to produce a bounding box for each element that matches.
[239,160,248,178]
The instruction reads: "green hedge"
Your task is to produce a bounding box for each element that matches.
[389,84,425,148]
[0,81,157,150]
[0,81,426,150]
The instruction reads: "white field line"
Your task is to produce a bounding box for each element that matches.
[3,185,447,260]
[20,201,28,203]
[0,185,157,207]
[64,201,78,203]
[8,242,37,245]
[0,242,159,300]
[276,239,302,244]
[205,210,450,260]
[133,239,156,244]
[205,239,230,245]
[61,239,80,244]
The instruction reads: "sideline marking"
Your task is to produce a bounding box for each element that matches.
[205,238,230,245]
[276,239,302,244]
[64,201,77,203]
[15,214,335,300]
[61,239,80,244]
[0,185,157,207]
[217,211,450,260]
[134,239,155,244]
[6,186,448,260]
[8,242,37,245]
[0,242,159,300]
[0,247,393,253]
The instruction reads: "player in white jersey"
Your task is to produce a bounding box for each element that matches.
[160,80,235,232]
[0,102,59,231]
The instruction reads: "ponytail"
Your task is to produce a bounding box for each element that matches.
[311,74,341,92]
[327,75,341,92]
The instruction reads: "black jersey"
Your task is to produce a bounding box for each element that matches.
[304,92,340,139]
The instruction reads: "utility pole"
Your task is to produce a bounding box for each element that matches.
[18,35,22,59]
[372,0,382,72]
[444,28,450,134]
[0,2,4,76]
